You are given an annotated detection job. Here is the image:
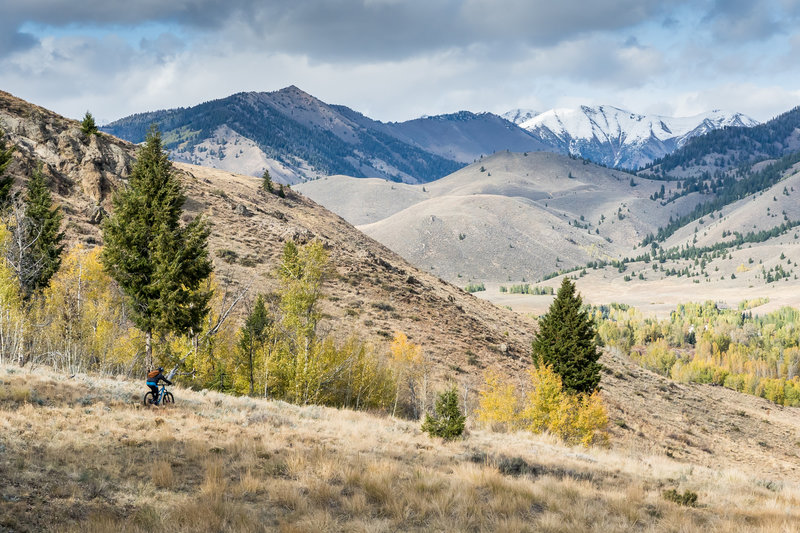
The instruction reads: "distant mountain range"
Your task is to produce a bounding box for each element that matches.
[102,86,758,183]
[642,106,800,177]
[511,105,758,170]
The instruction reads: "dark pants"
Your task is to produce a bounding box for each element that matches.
[148,383,159,403]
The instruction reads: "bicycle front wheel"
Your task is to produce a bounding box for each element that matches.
[143,392,156,406]
[162,392,174,405]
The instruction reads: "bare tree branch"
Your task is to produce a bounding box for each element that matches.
[166,278,253,381]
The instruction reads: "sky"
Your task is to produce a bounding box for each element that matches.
[2,0,800,125]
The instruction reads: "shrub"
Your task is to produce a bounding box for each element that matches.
[464,282,485,293]
[371,301,395,312]
[521,364,564,433]
[477,365,609,446]
[662,488,698,507]
[422,386,466,440]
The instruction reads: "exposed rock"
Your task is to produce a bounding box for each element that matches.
[87,204,107,224]
[234,203,253,217]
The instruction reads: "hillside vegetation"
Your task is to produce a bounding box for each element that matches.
[2,363,800,533]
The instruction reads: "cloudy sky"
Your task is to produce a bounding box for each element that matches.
[2,0,800,124]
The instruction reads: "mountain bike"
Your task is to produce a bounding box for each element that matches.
[143,383,174,407]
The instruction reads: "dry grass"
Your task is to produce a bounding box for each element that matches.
[2,364,800,532]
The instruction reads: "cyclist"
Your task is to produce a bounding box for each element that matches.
[146,367,172,405]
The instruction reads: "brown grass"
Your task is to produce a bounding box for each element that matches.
[2,364,800,533]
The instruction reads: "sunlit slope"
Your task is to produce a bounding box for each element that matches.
[341,152,699,282]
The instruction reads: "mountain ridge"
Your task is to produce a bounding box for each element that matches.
[101,86,758,183]
[517,105,758,169]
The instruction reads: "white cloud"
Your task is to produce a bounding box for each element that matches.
[674,84,800,121]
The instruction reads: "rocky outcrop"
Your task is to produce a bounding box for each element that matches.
[0,91,134,207]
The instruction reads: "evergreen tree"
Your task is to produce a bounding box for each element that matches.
[0,130,14,208]
[531,277,602,394]
[81,111,98,136]
[261,169,274,193]
[23,164,64,296]
[277,184,286,198]
[237,294,272,395]
[422,386,466,440]
[6,164,65,298]
[101,126,213,368]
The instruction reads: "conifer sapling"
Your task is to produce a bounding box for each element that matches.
[422,386,466,440]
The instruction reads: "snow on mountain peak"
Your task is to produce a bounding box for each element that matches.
[501,108,539,125]
[514,105,759,168]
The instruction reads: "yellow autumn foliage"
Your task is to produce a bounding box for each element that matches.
[477,364,609,447]
[477,369,519,431]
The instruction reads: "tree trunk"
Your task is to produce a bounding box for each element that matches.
[145,329,152,370]
[248,346,254,395]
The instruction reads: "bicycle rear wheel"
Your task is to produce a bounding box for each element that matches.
[143,392,156,406]
[162,392,174,405]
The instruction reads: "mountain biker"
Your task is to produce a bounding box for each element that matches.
[146,367,172,405]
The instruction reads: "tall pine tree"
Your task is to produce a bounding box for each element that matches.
[101,126,213,368]
[23,164,64,296]
[0,130,14,209]
[5,163,65,298]
[261,169,273,193]
[531,277,601,394]
[81,111,98,136]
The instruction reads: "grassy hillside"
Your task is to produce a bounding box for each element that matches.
[2,360,800,532]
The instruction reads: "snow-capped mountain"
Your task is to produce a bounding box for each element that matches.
[501,108,540,125]
[515,105,759,169]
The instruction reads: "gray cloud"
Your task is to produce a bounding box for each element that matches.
[140,33,186,62]
[703,0,793,42]
[227,0,684,61]
[525,37,666,88]
[2,0,799,126]
[3,0,684,61]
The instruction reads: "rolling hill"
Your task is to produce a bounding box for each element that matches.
[296,151,702,283]
[296,146,800,318]
[3,345,800,531]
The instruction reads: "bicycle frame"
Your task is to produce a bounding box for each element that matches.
[156,384,167,404]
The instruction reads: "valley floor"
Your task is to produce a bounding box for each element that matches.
[478,275,800,318]
[1,360,800,532]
